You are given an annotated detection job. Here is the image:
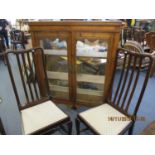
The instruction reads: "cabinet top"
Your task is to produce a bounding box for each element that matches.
[28,21,124,26]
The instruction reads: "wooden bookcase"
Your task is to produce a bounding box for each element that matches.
[29,21,123,107]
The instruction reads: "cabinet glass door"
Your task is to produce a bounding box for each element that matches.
[76,39,108,106]
[40,38,69,100]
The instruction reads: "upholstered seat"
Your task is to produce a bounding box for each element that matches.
[79,104,131,135]
[21,100,68,135]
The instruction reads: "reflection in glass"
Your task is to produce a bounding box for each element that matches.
[76,39,108,105]
[41,38,67,50]
[76,39,108,57]
[40,38,69,99]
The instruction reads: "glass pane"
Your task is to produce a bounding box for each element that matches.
[76,39,108,106]
[40,38,69,99]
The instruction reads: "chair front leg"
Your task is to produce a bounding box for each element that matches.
[67,121,72,135]
[0,119,5,135]
[76,117,81,135]
[128,123,135,135]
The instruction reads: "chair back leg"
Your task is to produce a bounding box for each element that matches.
[67,121,73,135]
[76,118,81,135]
[0,119,5,135]
[128,123,135,135]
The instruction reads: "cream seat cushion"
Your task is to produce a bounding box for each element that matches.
[79,103,131,135]
[21,100,68,135]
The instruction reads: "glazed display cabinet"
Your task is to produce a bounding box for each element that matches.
[29,21,123,107]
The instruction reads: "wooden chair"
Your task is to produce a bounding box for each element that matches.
[122,27,133,44]
[124,41,149,67]
[76,48,153,135]
[145,32,155,52]
[5,48,72,135]
[124,40,144,54]
[10,30,27,50]
[0,118,5,135]
[148,35,155,76]
[133,29,145,46]
[122,27,145,47]
[124,40,155,77]
[144,33,155,76]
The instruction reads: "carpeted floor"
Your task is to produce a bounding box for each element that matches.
[141,120,155,135]
[0,53,155,135]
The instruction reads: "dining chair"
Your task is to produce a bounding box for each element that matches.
[122,27,133,44]
[6,47,72,135]
[10,30,27,50]
[144,32,155,76]
[124,40,155,76]
[133,29,145,46]
[124,40,155,69]
[124,40,144,54]
[76,48,153,135]
[0,118,5,135]
[145,32,155,52]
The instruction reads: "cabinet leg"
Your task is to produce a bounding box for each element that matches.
[72,105,77,110]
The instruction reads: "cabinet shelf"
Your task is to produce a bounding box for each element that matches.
[44,49,107,58]
[77,50,107,58]
[77,74,105,84]
[49,84,103,96]
[49,85,69,93]
[44,49,67,56]
[47,71,68,80]
[77,88,103,96]
[47,71,105,84]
